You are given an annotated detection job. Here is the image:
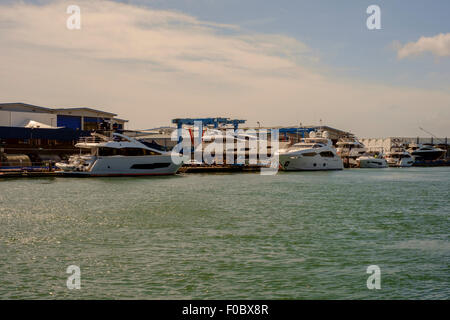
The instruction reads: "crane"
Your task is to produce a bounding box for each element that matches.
[418,127,446,145]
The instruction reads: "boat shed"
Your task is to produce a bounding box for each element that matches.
[0,102,128,130]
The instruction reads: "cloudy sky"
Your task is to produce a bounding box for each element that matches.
[0,0,449,137]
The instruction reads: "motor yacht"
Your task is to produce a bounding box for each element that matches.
[336,138,367,158]
[56,133,183,176]
[336,137,369,167]
[407,143,446,161]
[356,154,388,168]
[277,131,343,171]
[201,128,284,166]
[385,146,414,167]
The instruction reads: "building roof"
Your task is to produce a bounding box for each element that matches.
[53,107,117,117]
[0,103,119,117]
[0,102,54,113]
[1,102,128,123]
[113,118,129,123]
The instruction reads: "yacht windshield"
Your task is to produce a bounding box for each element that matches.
[294,144,314,148]
[98,147,161,156]
[293,143,323,148]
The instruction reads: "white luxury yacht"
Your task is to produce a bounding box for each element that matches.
[407,144,446,161]
[336,137,367,167]
[356,154,388,168]
[201,128,286,165]
[336,138,367,158]
[385,146,414,167]
[56,133,183,176]
[336,137,388,168]
[277,131,343,171]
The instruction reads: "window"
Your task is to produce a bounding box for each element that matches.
[130,163,171,169]
[123,148,145,156]
[98,147,118,156]
[98,147,161,156]
[302,152,317,157]
[320,151,334,158]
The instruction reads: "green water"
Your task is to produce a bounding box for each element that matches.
[0,167,449,299]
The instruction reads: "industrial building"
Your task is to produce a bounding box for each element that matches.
[0,102,128,130]
[0,102,128,168]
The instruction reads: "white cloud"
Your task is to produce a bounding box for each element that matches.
[0,0,449,137]
[0,0,315,81]
[396,33,450,59]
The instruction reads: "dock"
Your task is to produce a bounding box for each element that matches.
[180,164,264,173]
[0,170,64,178]
[0,165,266,178]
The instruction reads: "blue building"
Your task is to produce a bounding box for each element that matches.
[0,103,129,167]
[0,103,128,130]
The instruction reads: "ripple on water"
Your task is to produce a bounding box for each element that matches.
[0,168,449,299]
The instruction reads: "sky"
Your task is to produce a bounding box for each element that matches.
[0,0,449,137]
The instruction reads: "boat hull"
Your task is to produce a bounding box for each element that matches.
[279,154,343,171]
[59,155,183,176]
[357,157,388,168]
[386,158,414,167]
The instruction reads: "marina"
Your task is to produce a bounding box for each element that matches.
[1,0,449,305]
[2,107,448,297]
[1,103,449,176]
[2,105,448,299]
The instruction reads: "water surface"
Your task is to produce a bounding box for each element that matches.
[0,167,449,299]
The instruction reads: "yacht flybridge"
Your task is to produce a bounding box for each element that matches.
[56,133,183,176]
[277,131,343,171]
